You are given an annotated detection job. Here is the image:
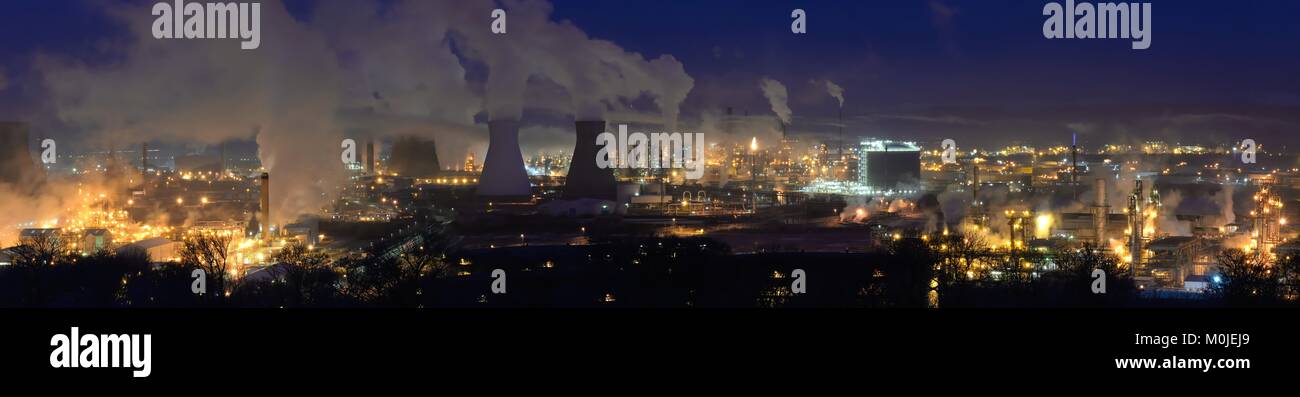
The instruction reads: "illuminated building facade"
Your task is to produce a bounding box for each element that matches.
[858,140,921,190]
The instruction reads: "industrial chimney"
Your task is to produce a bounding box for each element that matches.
[141,142,148,174]
[365,139,376,175]
[389,135,441,178]
[1092,178,1109,247]
[0,122,41,189]
[1071,133,1079,200]
[477,119,531,199]
[1128,179,1144,270]
[260,172,271,241]
[562,120,616,201]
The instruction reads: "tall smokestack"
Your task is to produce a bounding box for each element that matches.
[838,107,844,162]
[260,172,271,241]
[218,142,225,175]
[968,162,987,228]
[477,119,531,199]
[563,120,617,201]
[1128,179,1143,271]
[1093,178,1108,246]
[1071,133,1079,200]
[141,142,148,174]
[365,139,376,175]
[0,122,41,189]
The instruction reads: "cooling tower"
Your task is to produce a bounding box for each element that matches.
[477,119,531,199]
[389,135,441,178]
[0,122,42,189]
[562,120,616,201]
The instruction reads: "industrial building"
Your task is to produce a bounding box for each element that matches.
[119,237,180,263]
[389,135,441,178]
[1147,236,1216,289]
[858,140,921,191]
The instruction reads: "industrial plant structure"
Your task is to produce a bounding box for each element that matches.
[477,119,531,200]
[562,120,616,201]
[858,140,921,191]
[389,135,442,179]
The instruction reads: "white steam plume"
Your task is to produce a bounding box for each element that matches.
[28,0,697,226]
[759,77,791,126]
[824,80,845,108]
[37,2,346,225]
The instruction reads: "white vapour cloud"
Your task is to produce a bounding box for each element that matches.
[759,77,791,125]
[466,0,694,128]
[37,1,346,225]
[824,80,845,108]
[29,0,697,223]
[308,0,484,167]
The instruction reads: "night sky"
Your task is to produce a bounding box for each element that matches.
[2,0,1299,151]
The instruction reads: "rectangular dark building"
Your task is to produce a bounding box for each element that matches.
[858,140,921,190]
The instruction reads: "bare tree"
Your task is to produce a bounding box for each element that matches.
[7,231,69,305]
[934,230,990,282]
[339,223,453,306]
[1278,253,1300,301]
[1216,248,1278,304]
[1055,243,1124,278]
[11,231,67,268]
[180,231,233,298]
[270,242,334,306]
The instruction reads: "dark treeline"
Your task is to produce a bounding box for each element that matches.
[2,225,1298,308]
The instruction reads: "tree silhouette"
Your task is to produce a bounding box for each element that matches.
[180,231,233,300]
[338,221,453,306]
[11,231,67,268]
[1054,244,1124,278]
[6,232,70,305]
[265,242,338,307]
[1215,249,1278,305]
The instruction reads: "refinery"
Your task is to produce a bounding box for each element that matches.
[9,1,1300,386]
[4,113,1297,304]
[0,0,1297,309]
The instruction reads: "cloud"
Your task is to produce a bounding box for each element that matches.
[870,113,986,126]
[1157,113,1298,127]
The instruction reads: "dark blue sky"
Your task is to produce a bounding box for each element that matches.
[549,0,1300,106]
[3,0,1299,147]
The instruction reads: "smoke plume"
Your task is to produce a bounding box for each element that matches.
[24,0,697,226]
[759,77,791,125]
[824,80,845,108]
[36,2,346,225]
